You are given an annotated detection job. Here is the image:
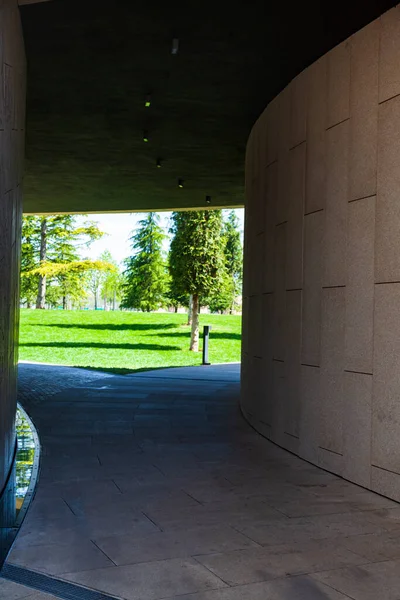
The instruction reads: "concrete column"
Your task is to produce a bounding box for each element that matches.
[0,0,25,562]
[242,7,400,502]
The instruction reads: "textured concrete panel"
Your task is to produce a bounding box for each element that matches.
[271,359,286,444]
[379,6,400,103]
[241,297,249,355]
[273,224,286,361]
[263,162,278,293]
[249,233,264,296]
[345,197,375,374]
[261,293,273,361]
[299,366,320,463]
[318,448,343,475]
[371,466,400,502]
[284,290,302,438]
[248,295,263,358]
[372,284,400,473]
[376,95,400,282]
[320,288,345,455]
[301,211,323,366]
[276,87,290,225]
[343,372,372,488]
[327,41,350,128]
[349,20,379,201]
[266,97,279,166]
[286,143,305,290]
[324,120,349,287]
[306,57,327,214]
[290,72,307,149]
[265,161,278,229]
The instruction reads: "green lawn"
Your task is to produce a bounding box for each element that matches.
[19,310,241,374]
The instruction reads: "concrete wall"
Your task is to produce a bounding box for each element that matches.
[0,0,25,516]
[242,6,400,501]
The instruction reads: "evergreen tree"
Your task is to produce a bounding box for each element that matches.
[169,210,225,351]
[121,213,168,312]
[208,211,243,314]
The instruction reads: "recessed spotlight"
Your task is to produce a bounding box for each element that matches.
[143,131,149,142]
[145,94,151,108]
[156,158,162,168]
[178,178,184,188]
[171,38,179,55]
[206,196,211,204]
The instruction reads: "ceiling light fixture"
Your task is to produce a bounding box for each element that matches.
[156,158,162,168]
[206,196,211,204]
[143,131,149,142]
[178,178,184,188]
[145,94,151,108]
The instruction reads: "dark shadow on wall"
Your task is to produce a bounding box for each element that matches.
[19,342,181,351]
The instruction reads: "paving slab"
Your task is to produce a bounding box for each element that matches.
[6,362,400,599]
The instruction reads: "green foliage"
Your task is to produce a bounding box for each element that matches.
[20,214,105,308]
[20,216,40,307]
[208,210,243,313]
[121,213,168,312]
[99,250,124,309]
[169,210,226,298]
[224,210,243,288]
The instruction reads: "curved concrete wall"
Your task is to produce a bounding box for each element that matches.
[0,0,25,510]
[242,6,400,501]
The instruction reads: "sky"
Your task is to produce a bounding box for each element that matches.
[77,209,245,266]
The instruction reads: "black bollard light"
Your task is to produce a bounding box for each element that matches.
[202,325,212,365]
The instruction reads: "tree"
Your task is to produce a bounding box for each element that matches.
[21,215,107,309]
[169,210,225,351]
[121,213,168,312]
[223,210,243,313]
[87,269,103,310]
[208,211,243,314]
[99,250,123,310]
[20,216,40,308]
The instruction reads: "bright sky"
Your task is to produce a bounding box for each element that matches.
[77,209,244,266]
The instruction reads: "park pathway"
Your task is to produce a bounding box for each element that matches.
[3,363,400,599]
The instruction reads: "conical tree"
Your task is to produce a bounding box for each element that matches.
[121,213,168,312]
[169,210,225,351]
[208,210,243,314]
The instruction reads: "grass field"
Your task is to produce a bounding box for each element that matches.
[19,309,242,374]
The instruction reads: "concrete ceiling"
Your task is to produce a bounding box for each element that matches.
[21,0,397,214]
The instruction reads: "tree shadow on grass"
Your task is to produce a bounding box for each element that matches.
[81,365,182,376]
[34,323,178,332]
[20,342,181,351]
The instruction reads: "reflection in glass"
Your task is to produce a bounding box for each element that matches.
[15,408,36,515]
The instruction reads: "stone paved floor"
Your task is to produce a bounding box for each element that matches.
[3,362,400,599]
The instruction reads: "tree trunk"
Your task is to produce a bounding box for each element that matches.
[63,295,67,310]
[189,294,199,351]
[94,290,98,310]
[36,218,47,309]
[174,306,178,313]
[27,301,31,309]
[113,290,116,311]
[187,294,193,326]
